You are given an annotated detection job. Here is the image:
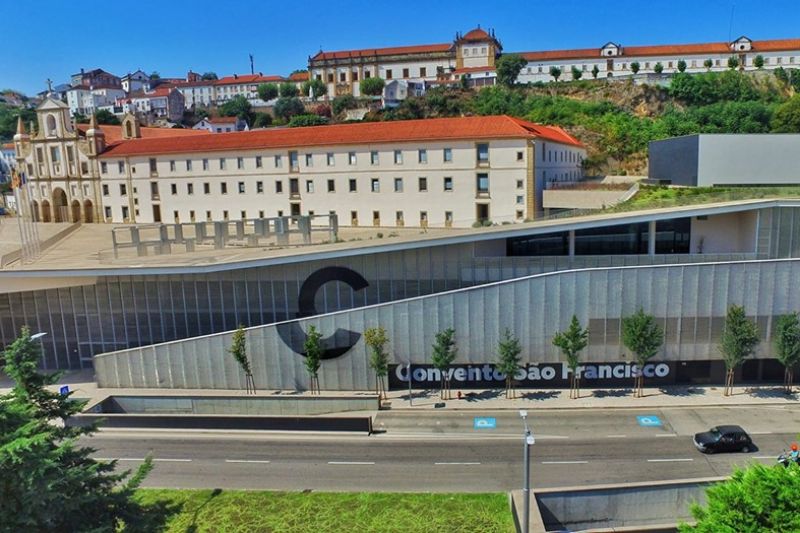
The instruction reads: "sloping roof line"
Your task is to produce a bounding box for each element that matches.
[98,115,583,158]
[312,43,452,61]
[76,124,210,144]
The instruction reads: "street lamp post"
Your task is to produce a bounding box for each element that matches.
[519,409,535,533]
[406,362,412,407]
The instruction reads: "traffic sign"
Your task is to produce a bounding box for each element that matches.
[474,417,497,429]
[59,385,70,395]
[637,415,662,427]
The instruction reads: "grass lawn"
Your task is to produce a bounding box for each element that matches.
[614,185,800,212]
[133,489,515,533]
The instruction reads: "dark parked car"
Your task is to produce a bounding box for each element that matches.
[693,425,753,453]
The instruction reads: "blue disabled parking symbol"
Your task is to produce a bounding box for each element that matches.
[473,417,497,430]
[637,415,662,427]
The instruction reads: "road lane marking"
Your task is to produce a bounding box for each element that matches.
[327,461,375,465]
[541,460,588,465]
[536,435,570,440]
[647,458,693,463]
[434,462,481,465]
[750,431,772,435]
[655,434,678,438]
[96,457,193,462]
[606,435,627,438]
[754,456,776,460]
[225,459,271,464]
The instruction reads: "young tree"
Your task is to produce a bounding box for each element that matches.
[0,327,158,531]
[630,61,641,75]
[274,97,305,121]
[94,109,120,125]
[360,77,385,97]
[431,328,457,400]
[303,325,324,394]
[257,83,279,101]
[549,66,562,82]
[332,94,359,116]
[704,59,714,70]
[774,313,800,393]
[552,315,589,399]
[720,304,760,396]
[771,95,800,133]
[252,112,272,128]
[571,66,583,80]
[679,463,800,532]
[654,62,664,74]
[229,325,255,394]
[495,328,522,399]
[149,71,160,80]
[728,56,740,70]
[754,55,765,69]
[201,72,218,80]
[496,53,527,87]
[591,64,600,79]
[622,309,664,397]
[677,59,687,73]
[364,326,390,399]
[219,94,253,123]
[302,78,328,100]
[279,82,299,98]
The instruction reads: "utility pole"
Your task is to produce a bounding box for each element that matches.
[249,54,254,75]
[407,362,413,406]
[519,410,535,533]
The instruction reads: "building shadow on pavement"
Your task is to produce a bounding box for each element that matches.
[520,391,561,401]
[658,386,706,397]
[592,388,633,398]
[463,390,503,402]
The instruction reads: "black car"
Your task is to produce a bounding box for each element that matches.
[693,425,753,453]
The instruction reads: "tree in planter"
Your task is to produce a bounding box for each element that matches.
[229,325,255,394]
[654,62,664,74]
[704,59,713,70]
[279,82,298,98]
[720,305,760,396]
[552,315,589,399]
[431,328,457,400]
[257,82,278,102]
[622,309,664,397]
[774,313,800,394]
[591,64,600,79]
[754,55,765,69]
[728,56,740,70]
[364,326,390,400]
[274,97,305,121]
[630,61,641,75]
[0,327,162,531]
[303,325,324,395]
[549,66,562,82]
[302,78,328,100]
[495,329,522,399]
[360,77,385,97]
[571,66,583,80]
[677,59,687,73]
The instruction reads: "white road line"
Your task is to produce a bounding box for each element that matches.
[541,460,588,465]
[536,435,570,440]
[97,457,192,462]
[750,431,773,435]
[327,461,375,465]
[434,462,481,465]
[606,435,627,438]
[154,458,193,462]
[647,458,694,463]
[655,434,678,438]
[225,459,271,464]
[754,456,776,460]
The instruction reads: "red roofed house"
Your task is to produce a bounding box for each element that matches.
[131,87,185,122]
[192,116,249,133]
[214,73,286,106]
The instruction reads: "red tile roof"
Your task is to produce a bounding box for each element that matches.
[623,42,730,57]
[520,47,604,62]
[99,115,582,158]
[460,28,492,42]
[290,71,310,82]
[453,66,497,74]
[2,142,14,150]
[77,124,209,144]
[753,38,800,52]
[207,116,240,124]
[311,43,452,61]
[214,74,285,86]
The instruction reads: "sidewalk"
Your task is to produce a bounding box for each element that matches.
[2,369,798,411]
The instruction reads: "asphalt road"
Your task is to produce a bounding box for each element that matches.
[85,405,800,492]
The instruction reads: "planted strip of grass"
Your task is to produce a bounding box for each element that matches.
[133,489,515,533]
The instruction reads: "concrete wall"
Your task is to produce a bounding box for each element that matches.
[697,134,800,186]
[95,257,800,390]
[648,136,699,186]
[689,211,758,254]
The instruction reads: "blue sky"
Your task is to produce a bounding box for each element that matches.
[4,0,798,95]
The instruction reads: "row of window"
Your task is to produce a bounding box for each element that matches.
[526,55,799,75]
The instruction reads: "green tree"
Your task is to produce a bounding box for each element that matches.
[332,94,359,116]
[728,56,740,70]
[654,62,664,74]
[495,329,522,399]
[496,53,527,87]
[679,463,800,532]
[571,66,583,80]
[753,55,765,69]
[252,112,272,128]
[720,304,760,396]
[288,114,328,127]
[229,325,255,394]
[94,109,120,125]
[622,309,664,397]
[549,66,562,82]
[149,71,160,80]
[677,60,687,73]
[552,315,589,399]
[360,77,385,97]
[0,327,160,531]
[774,313,800,393]
[591,64,600,79]
[201,72,218,80]
[219,95,253,123]
[302,78,328,100]
[303,325,324,394]
[71,111,88,124]
[630,61,641,75]
[364,326,390,399]
[704,59,714,70]
[279,82,298,98]
[257,83,279,102]
[431,328,457,400]
[771,95,800,133]
[274,97,305,121]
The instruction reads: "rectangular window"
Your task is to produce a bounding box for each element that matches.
[221,182,228,194]
[241,210,247,220]
[237,157,244,169]
[348,152,357,165]
[305,153,313,167]
[386,69,393,79]
[120,184,127,196]
[223,210,229,220]
[203,158,209,170]
[420,211,428,224]
[477,143,489,164]
[275,180,283,193]
[102,184,109,196]
[101,162,108,174]
[187,183,194,195]
[443,177,453,191]
[104,206,112,219]
[394,177,403,192]
[150,181,159,198]
[445,211,453,224]
[443,148,452,162]
[516,179,524,189]
[171,183,177,195]
[516,195,524,204]
[203,182,210,194]
[351,210,358,224]
[219,158,226,170]
[289,151,298,171]
[327,179,335,192]
[394,150,403,164]
[149,158,157,173]
[189,210,196,222]
[274,155,282,168]
[476,173,489,194]
[370,151,379,165]
[122,206,129,219]
[305,180,314,193]
[255,156,262,168]
[349,178,357,192]
[418,177,428,191]
[418,149,427,163]
[327,152,335,166]
[371,178,380,192]
[420,67,427,77]
[170,160,176,172]
[206,211,212,221]
[238,182,245,194]
[517,151,524,161]
[259,210,265,218]
[118,161,124,173]
[186,159,192,171]
[402,68,409,78]
[373,210,380,225]
[256,181,264,193]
